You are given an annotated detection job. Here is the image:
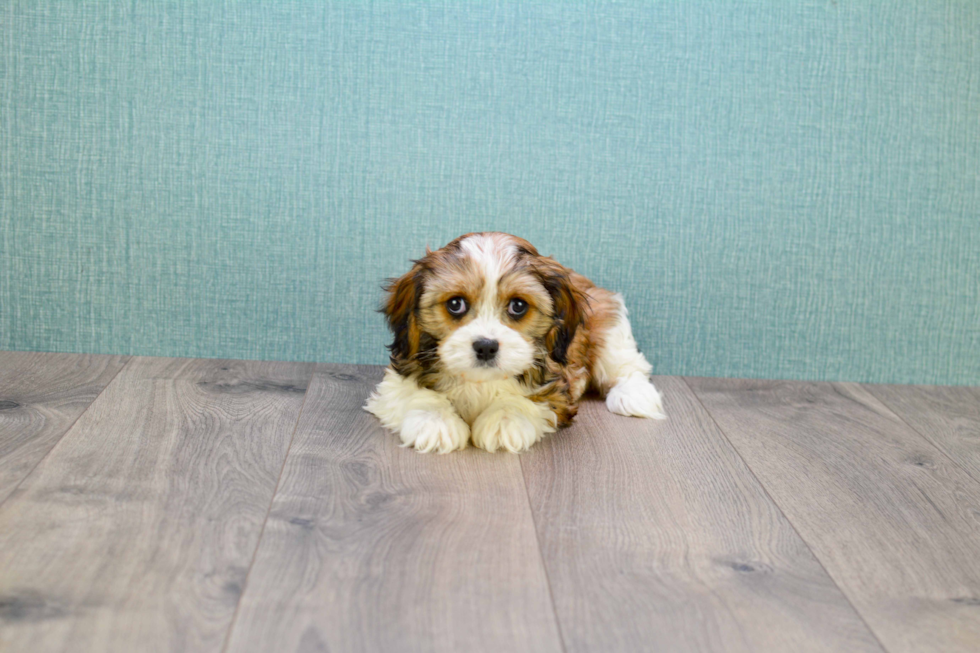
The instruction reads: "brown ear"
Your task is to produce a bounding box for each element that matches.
[534,257,586,365]
[381,265,424,369]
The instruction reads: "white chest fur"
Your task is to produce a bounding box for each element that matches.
[436,376,529,425]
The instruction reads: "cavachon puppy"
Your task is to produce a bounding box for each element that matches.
[365,232,665,453]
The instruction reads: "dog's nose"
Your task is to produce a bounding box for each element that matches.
[472,338,499,362]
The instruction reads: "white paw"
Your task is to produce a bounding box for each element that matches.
[472,408,547,453]
[606,373,666,419]
[399,409,470,453]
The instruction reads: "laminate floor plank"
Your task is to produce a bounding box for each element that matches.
[866,383,980,484]
[521,376,884,653]
[0,356,314,653]
[224,364,564,653]
[0,351,129,504]
[687,377,980,653]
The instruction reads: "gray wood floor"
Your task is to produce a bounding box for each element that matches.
[0,352,978,652]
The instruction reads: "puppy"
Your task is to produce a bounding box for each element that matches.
[365,232,665,453]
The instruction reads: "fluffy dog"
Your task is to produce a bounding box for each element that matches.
[365,232,665,453]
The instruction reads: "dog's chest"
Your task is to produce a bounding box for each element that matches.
[440,378,525,425]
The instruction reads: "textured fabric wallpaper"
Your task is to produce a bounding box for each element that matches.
[1,1,978,384]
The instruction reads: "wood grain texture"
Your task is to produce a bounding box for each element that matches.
[0,351,129,504]
[688,377,980,653]
[867,383,980,484]
[0,356,314,653]
[224,364,564,653]
[521,376,884,653]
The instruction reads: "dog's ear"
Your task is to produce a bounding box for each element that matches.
[534,257,586,365]
[381,265,424,370]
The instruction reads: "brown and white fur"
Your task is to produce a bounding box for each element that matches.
[365,232,665,453]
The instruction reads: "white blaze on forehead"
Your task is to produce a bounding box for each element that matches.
[459,234,518,315]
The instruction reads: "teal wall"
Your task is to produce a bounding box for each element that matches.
[2,1,979,385]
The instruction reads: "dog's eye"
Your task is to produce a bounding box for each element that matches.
[508,298,529,318]
[446,296,468,316]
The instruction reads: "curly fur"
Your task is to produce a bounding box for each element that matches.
[365,232,665,453]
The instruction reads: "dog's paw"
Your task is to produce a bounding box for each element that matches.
[399,409,470,453]
[472,403,556,453]
[606,373,666,419]
[472,410,539,453]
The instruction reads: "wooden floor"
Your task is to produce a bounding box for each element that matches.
[1,352,978,653]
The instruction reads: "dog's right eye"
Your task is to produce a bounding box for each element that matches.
[446,297,468,316]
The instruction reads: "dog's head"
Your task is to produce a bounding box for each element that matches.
[382,233,585,382]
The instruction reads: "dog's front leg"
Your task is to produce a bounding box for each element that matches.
[471,395,558,453]
[364,368,470,453]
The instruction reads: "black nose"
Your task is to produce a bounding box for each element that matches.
[472,338,499,362]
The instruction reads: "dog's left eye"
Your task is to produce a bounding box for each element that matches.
[446,296,468,316]
[508,298,529,318]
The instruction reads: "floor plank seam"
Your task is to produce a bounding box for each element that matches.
[218,363,319,653]
[864,386,980,488]
[518,454,570,653]
[0,354,132,513]
[680,376,893,653]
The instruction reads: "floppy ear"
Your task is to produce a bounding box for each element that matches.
[381,265,424,369]
[534,257,586,365]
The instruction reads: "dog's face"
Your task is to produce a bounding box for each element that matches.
[383,233,583,383]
